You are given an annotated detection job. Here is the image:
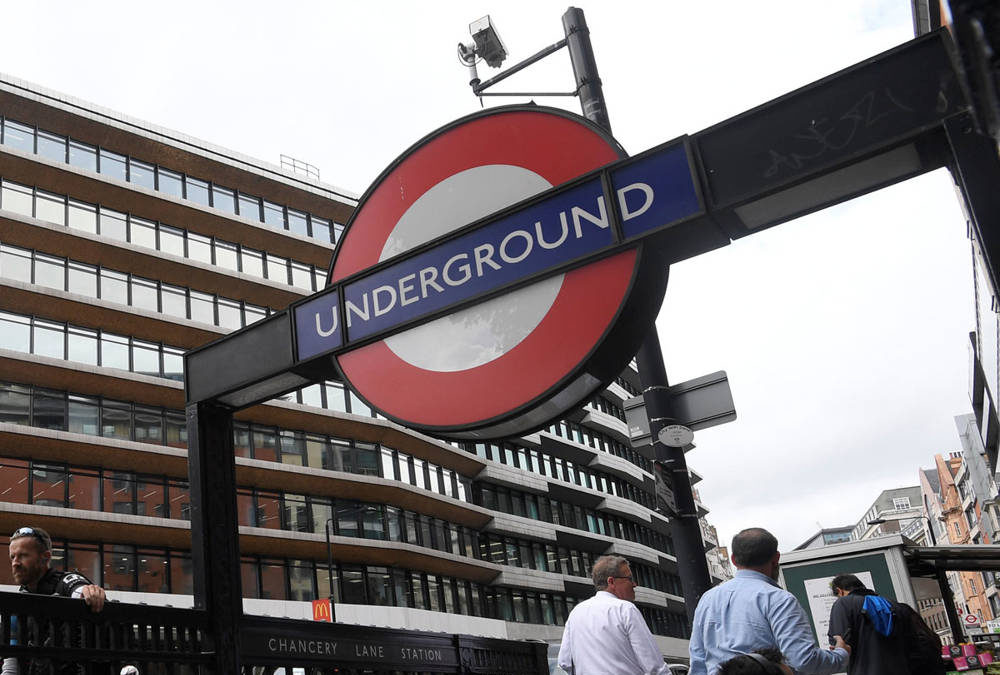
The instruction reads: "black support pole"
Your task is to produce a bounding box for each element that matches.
[561,5,714,625]
[562,7,611,134]
[936,568,965,646]
[637,329,714,622]
[188,401,243,672]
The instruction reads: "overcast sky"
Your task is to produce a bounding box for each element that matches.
[0,1,976,552]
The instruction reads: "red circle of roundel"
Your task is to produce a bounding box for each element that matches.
[331,108,636,432]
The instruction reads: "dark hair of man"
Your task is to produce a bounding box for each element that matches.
[10,525,52,554]
[718,649,786,675]
[831,573,866,593]
[591,555,628,590]
[731,528,778,567]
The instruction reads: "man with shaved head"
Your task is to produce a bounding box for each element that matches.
[689,527,849,675]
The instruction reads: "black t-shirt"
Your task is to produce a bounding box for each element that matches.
[18,568,95,675]
[829,589,911,675]
[21,568,92,597]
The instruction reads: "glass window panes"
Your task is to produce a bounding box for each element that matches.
[33,319,65,359]
[217,298,242,330]
[161,283,187,319]
[162,347,184,381]
[36,130,67,163]
[2,119,34,152]
[132,339,160,377]
[265,253,287,283]
[244,304,266,326]
[67,326,98,365]
[185,177,210,206]
[1,180,33,217]
[130,277,159,312]
[129,217,157,250]
[187,232,211,264]
[68,140,97,172]
[211,185,236,214]
[67,200,97,234]
[157,168,183,199]
[67,260,97,298]
[214,240,238,271]
[33,390,66,430]
[34,253,65,291]
[128,159,155,190]
[189,290,214,325]
[311,217,331,243]
[238,193,261,221]
[290,262,313,291]
[35,190,66,225]
[98,149,127,181]
[0,244,31,282]
[100,333,130,371]
[263,200,284,229]
[0,311,31,352]
[99,268,128,305]
[158,224,185,257]
[68,394,99,435]
[240,248,264,278]
[98,207,127,241]
[287,209,308,236]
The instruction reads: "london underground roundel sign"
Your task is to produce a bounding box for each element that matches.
[328,106,669,439]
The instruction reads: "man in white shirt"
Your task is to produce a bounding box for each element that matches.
[557,555,668,675]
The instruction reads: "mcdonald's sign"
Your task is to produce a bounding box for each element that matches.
[312,598,333,622]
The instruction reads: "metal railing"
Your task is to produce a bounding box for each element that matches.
[0,592,550,674]
[0,590,213,674]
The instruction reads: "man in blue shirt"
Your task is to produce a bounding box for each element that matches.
[689,528,850,675]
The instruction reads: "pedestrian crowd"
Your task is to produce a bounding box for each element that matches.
[558,526,946,675]
[6,522,948,675]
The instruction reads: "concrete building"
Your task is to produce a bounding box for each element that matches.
[928,452,995,624]
[0,73,725,659]
[850,486,927,544]
[954,414,1000,618]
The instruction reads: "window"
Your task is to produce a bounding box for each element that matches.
[2,119,34,153]
[67,200,98,234]
[98,149,128,182]
[1,181,33,217]
[892,497,911,510]
[128,160,156,190]
[68,141,97,172]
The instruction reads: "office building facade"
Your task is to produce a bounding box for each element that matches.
[0,74,716,657]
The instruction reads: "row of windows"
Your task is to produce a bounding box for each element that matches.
[0,458,190,519]
[615,374,641,396]
[0,177,326,292]
[0,380,471,503]
[478,532,682,596]
[0,310,185,380]
[0,536,688,637]
[545,418,652,473]
[0,378,673,561]
[463,439,654,510]
[0,117,344,244]
[3,454,667,592]
[588,393,626,422]
[1,242,272,331]
[473,483,674,556]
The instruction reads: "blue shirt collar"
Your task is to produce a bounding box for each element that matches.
[734,568,780,587]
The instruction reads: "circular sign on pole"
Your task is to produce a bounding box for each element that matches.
[329,106,668,439]
[658,424,694,448]
[965,613,981,626]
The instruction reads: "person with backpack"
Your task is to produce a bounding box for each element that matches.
[828,574,945,675]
